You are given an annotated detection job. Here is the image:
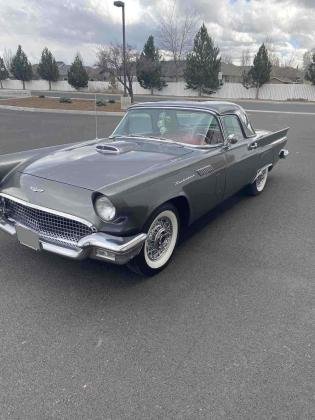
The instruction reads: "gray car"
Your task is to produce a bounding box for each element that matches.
[0,101,289,275]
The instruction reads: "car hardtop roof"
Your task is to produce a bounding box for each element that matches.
[129,100,242,116]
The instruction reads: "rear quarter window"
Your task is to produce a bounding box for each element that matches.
[236,109,255,137]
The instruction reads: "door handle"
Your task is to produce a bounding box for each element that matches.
[248,142,258,150]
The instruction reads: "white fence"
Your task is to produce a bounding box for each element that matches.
[2,79,315,101]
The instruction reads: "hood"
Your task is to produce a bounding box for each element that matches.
[19,139,194,191]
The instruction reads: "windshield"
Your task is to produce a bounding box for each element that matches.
[111,108,224,146]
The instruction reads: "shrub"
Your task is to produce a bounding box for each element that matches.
[38,95,45,98]
[96,99,107,107]
[108,99,116,104]
[59,96,72,103]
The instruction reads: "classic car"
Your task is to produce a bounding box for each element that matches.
[0,101,289,275]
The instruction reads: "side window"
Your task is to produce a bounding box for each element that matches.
[221,115,245,141]
[236,109,255,136]
[205,116,224,145]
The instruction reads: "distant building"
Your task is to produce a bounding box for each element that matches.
[160,61,186,82]
[268,66,304,84]
[55,61,104,81]
[220,63,245,83]
[159,60,304,85]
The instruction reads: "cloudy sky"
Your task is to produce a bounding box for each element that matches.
[0,0,314,66]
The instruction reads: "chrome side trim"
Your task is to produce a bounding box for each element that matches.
[196,164,214,176]
[270,136,287,146]
[0,193,95,230]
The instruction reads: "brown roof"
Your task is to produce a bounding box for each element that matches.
[271,66,303,82]
[160,60,304,82]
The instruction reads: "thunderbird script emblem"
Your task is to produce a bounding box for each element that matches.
[30,186,44,193]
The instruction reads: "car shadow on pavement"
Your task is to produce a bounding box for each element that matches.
[179,189,248,246]
[74,189,250,285]
[0,187,252,303]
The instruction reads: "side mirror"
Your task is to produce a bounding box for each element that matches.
[227,134,238,144]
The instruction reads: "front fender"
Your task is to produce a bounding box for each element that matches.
[0,149,38,185]
[0,143,73,186]
[98,172,194,236]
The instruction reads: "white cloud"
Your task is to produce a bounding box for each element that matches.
[0,0,314,66]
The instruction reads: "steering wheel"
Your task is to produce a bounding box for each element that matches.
[193,132,208,145]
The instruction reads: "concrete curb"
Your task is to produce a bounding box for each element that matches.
[1,103,315,117]
[0,104,124,117]
[28,90,315,105]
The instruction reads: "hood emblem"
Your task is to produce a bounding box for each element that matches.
[30,186,44,193]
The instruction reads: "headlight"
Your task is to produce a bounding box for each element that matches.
[0,197,5,217]
[94,196,116,221]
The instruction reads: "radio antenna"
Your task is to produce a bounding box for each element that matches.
[94,93,98,139]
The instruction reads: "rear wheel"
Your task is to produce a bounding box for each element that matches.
[128,204,179,276]
[247,167,269,196]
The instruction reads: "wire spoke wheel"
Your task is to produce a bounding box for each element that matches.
[256,168,268,192]
[144,209,178,270]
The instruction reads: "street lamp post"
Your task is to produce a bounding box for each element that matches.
[0,67,5,89]
[114,1,127,97]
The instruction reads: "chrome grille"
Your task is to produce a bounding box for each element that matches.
[4,198,93,245]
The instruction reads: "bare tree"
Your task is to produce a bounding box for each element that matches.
[3,48,13,75]
[302,49,315,72]
[241,48,251,87]
[221,54,233,64]
[303,50,312,72]
[157,0,200,81]
[241,48,251,67]
[282,50,298,68]
[264,36,280,67]
[96,44,139,103]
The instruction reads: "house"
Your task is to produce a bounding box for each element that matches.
[220,63,245,83]
[268,66,304,84]
[159,60,304,85]
[55,61,103,81]
[160,61,245,84]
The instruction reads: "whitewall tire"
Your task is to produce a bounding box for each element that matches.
[128,204,179,276]
[248,167,269,196]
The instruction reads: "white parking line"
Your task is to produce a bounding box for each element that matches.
[246,109,315,115]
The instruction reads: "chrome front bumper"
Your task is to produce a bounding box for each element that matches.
[0,218,146,265]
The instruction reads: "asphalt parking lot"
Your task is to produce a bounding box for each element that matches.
[0,104,314,419]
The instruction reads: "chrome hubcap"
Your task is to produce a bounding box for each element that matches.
[256,169,267,191]
[146,216,173,261]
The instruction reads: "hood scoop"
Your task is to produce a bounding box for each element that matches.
[96,141,135,155]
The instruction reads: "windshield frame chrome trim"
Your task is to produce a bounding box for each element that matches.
[111,106,225,149]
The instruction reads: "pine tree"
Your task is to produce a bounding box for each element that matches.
[38,47,59,90]
[10,45,33,89]
[136,35,166,94]
[184,24,221,96]
[67,54,88,90]
[249,44,272,98]
[305,53,315,85]
[0,57,9,89]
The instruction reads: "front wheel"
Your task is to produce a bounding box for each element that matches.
[128,204,179,276]
[247,167,269,196]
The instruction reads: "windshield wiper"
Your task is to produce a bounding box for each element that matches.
[110,134,183,147]
[146,136,184,146]
[109,134,147,139]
